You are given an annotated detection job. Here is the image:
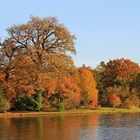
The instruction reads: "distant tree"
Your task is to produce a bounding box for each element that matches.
[94,61,107,104]
[130,73,140,91]
[105,58,140,87]
[129,73,140,106]
[78,66,98,107]
[109,93,121,108]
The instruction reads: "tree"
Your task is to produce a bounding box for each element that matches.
[6,16,77,92]
[109,93,121,108]
[94,61,107,104]
[129,73,140,107]
[45,75,80,110]
[0,40,18,99]
[130,73,140,91]
[7,16,76,72]
[0,16,78,111]
[78,66,98,107]
[105,58,140,87]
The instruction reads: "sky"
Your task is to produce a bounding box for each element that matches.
[0,0,140,68]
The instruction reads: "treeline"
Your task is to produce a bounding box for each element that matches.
[94,59,140,108]
[0,17,98,112]
[0,17,139,112]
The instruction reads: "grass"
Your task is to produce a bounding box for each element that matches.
[0,107,140,118]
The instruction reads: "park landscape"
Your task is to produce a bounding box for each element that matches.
[0,17,140,113]
[0,1,140,140]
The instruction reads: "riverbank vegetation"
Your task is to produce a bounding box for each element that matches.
[0,16,140,112]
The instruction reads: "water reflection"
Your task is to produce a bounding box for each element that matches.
[0,113,140,140]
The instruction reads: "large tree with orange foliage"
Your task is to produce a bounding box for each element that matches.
[0,16,79,111]
[7,16,76,73]
[0,16,77,97]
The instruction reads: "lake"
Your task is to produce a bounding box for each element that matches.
[0,113,140,140]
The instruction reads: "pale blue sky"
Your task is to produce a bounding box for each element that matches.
[0,0,140,67]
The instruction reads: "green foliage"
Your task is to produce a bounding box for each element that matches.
[57,103,64,111]
[13,91,42,111]
[34,91,42,111]
[94,61,107,104]
[13,96,35,111]
[130,73,140,91]
[13,91,43,111]
[0,97,10,112]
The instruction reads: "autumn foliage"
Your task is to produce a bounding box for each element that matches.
[95,59,140,108]
[0,16,99,111]
[78,66,98,108]
[109,94,121,108]
[106,58,140,87]
[0,16,140,111]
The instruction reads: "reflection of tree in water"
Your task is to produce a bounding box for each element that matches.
[0,117,42,140]
[0,118,12,138]
[80,114,99,140]
[43,114,99,140]
[0,115,99,140]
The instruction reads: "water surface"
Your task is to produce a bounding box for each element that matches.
[0,113,140,140]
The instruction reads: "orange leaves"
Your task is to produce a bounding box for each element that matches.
[37,73,56,94]
[0,16,100,110]
[106,58,140,87]
[0,73,5,89]
[6,87,15,100]
[109,93,121,108]
[0,73,4,81]
[78,66,98,107]
[8,16,76,55]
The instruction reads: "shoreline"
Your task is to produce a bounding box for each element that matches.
[0,108,140,118]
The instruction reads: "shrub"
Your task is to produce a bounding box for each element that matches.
[57,103,64,111]
[13,91,43,111]
[13,96,35,111]
[123,97,139,109]
[0,97,10,112]
[109,93,121,108]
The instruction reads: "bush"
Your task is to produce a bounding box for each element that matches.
[0,97,10,112]
[109,93,121,108]
[57,103,64,111]
[13,96,35,111]
[123,97,139,109]
[13,91,43,111]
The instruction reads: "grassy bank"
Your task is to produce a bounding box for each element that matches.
[0,108,140,118]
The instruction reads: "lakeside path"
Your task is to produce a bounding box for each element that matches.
[0,108,140,118]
